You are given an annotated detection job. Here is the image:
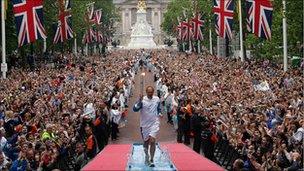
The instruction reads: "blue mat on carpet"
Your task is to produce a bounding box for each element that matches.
[126,143,177,171]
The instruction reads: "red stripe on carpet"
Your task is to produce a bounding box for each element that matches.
[82,144,132,171]
[162,143,224,171]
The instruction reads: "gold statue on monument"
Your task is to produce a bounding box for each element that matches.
[137,0,147,11]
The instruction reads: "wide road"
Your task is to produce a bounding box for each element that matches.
[111,68,176,144]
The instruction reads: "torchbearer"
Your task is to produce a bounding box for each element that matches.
[133,86,163,167]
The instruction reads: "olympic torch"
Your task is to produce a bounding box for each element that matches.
[141,72,146,95]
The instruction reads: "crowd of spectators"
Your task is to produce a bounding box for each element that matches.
[0,48,302,171]
[153,50,303,171]
[0,51,140,171]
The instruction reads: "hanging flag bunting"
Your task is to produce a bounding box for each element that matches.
[181,20,193,41]
[53,0,73,44]
[191,14,204,41]
[246,0,273,40]
[213,0,234,39]
[12,0,47,47]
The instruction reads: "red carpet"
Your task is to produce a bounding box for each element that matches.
[82,143,224,171]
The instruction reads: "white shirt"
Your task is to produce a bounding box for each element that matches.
[293,127,304,142]
[110,109,121,124]
[0,137,7,151]
[156,79,162,91]
[119,93,125,108]
[135,96,161,128]
[161,84,169,99]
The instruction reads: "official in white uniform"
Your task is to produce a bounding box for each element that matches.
[133,86,162,167]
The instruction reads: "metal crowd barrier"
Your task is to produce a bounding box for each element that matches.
[213,138,241,170]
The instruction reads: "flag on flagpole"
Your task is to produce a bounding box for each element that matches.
[246,0,273,40]
[181,20,193,41]
[191,14,204,41]
[12,0,47,47]
[53,0,73,44]
[94,9,102,25]
[96,31,103,43]
[176,17,183,42]
[86,2,95,23]
[82,28,96,44]
[213,0,235,39]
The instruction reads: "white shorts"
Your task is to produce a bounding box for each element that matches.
[140,122,160,141]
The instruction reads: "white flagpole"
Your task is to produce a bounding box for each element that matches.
[93,44,96,54]
[1,0,7,79]
[43,38,47,53]
[74,36,77,56]
[209,19,213,55]
[182,8,187,52]
[188,19,192,52]
[85,43,88,56]
[238,0,244,62]
[198,41,201,54]
[282,0,288,72]
[209,27,213,55]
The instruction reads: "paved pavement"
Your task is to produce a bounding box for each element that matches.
[111,68,177,144]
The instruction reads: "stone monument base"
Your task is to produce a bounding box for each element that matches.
[127,35,157,49]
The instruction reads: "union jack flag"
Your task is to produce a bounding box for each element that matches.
[96,31,103,43]
[12,0,47,47]
[82,28,95,44]
[64,0,71,9]
[53,0,73,44]
[176,22,183,41]
[213,0,234,39]
[175,17,183,42]
[246,0,273,40]
[181,20,193,41]
[86,2,95,23]
[191,14,204,41]
[94,9,102,25]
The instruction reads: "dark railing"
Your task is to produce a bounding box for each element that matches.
[213,138,241,170]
